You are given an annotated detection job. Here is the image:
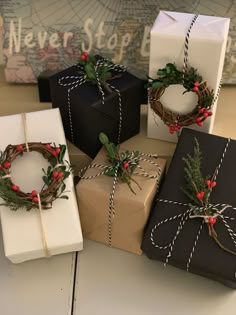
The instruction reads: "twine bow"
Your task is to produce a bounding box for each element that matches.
[78,150,162,247]
[150,138,236,279]
[58,56,126,144]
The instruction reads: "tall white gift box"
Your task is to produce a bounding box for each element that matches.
[0,108,83,263]
[147,11,230,142]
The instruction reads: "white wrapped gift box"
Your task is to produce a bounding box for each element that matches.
[147,11,230,142]
[0,108,83,263]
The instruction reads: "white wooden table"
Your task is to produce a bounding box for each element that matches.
[1,68,236,314]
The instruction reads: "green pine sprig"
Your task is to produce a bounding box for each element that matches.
[181,138,214,215]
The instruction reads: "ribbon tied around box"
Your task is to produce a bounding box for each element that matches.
[78,133,163,247]
[0,113,72,257]
[58,54,126,144]
[150,137,236,279]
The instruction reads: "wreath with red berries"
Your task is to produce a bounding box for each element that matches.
[0,142,72,210]
[148,63,214,134]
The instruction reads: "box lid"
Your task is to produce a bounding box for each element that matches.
[152,11,230,40]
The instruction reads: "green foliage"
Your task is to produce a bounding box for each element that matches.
[181,139,209,207]
[99,132,140,194]
[0,143,72,211]
[0,178,35,211]
[147,63,202,92]
[79,55,112,84]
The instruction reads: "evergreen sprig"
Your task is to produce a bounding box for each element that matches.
[181,138,215,216]
[99,133,141,194]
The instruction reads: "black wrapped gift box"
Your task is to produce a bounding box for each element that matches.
[142,128,236,288]
[50,64,145,158]
[37,70,58,102]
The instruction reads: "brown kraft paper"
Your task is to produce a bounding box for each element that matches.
[76,146,166,255]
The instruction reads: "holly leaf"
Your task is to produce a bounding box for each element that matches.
[63,171,71,179]
[59,195,69,200]
[58,145,66,163]
[85,63,96,81]
[104,168,116,177]
[60,183,66,194]
[152,81,165,89]
[49,155,57,167]
[43,176,49,186]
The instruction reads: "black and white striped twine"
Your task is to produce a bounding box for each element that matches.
[78,152,162,247]
[150,138,236,279]
[58,58,126,145]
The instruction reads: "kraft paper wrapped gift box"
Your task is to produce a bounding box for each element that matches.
[147,11,230,143]
[142,128,236,288]
[0,108,83,263]
[50,60,146,158]
[76,146,166,255]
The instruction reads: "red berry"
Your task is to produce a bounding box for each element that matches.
[0,164,2,169]
[197,121,203,127]
[210,181,216,188]
[16,145,23,151]
[206,179,211,188]
[196,191,204,200]
[203,112,209,118]
[57,172,64,179]
[46,144,51,150]
[194,82,200,87]
[199,108,204,114]
[32,196,39,203]
[123,162,129,170]
[3,161,11,169]
[52,150,57,157]
[12,184,19,191]
[83,52,89,58]
[195,117,201,123]
[55,148,60,155]
[193,86,199,92]
[31,190,37,196]
[208,111,213,116]
[53,171,59,179]
[80,54,87,61]
[208,216,216,225]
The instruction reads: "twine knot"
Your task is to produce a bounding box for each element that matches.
[58,56,126,144]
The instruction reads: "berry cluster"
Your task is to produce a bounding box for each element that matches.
[196,179,217,225]
[169,124,181,134]
[191,81,213,127]
[80,52,89,61]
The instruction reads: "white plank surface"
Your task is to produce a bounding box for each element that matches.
[0,225,76,315]
[74,240,236,315]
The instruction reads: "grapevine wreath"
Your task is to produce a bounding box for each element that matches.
[0,142,72,210]
[148,63,215,134]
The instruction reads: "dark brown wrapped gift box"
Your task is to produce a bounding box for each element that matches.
[50,60,145,158]
[142,128,236,288]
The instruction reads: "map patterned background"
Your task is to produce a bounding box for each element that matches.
[0,0,236,83]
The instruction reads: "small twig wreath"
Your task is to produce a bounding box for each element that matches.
[0,142,72,211]
[148,63,214,134]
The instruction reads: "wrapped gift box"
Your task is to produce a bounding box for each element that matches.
[50,62,145,158]
[0,109,83,263]
[142,128,236,288]
[147,11,230,142]
[37,70,58,102]
[76,146,166,255]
